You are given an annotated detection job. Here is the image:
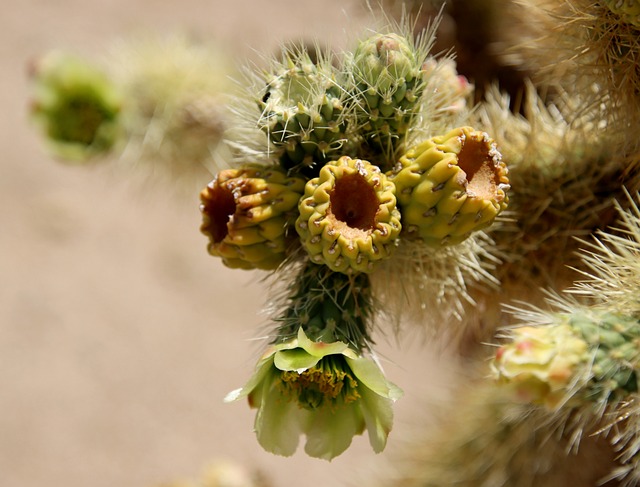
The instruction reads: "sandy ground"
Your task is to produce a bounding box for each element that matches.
[1,1,459,486]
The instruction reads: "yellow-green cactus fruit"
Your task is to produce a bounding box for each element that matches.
[200,165,305,270]
[602,0,640,27]
[392,126,509,247]
[296,156,401,274]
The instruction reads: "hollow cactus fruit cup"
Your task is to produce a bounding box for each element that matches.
[296,156,402,274]
[200,164,306,270]
[391,126,509,247]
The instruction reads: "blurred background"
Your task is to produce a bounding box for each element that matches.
[1,1,457,486]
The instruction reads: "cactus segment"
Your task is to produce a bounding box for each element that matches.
[391,126,509,247]
[200,165,305,270]
[296,156,401,274]
[259,50,351,178]
[351,32,427,164]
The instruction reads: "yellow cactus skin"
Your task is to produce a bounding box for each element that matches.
[200,165,305,270]
[391,126,509,247]
[296,156,401,274]
[602,0,640,27]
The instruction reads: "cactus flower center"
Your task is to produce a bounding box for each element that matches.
[329,173,379,237]
[279,356,360,410]
[457,134,501,200]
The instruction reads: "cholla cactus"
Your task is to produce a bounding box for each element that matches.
[199,164,305,270]
[296,156,401,273]
[29,13,514,468]
[28,51,123,162]
[486,195,640,484]
[492,309,640,411]
[225,327,401,460]
[391,126,509,247]
[258,47,352,178]
[349,29,432,167]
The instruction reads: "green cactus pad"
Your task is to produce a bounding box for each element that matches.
[296,156,401,274]
[391,126,509,247]
[200,164,305,270]
[259,50,351,178]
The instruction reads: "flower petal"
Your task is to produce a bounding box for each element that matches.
[224,357,274,403]
[358,386,394,453]
[274,348,321,372]
[303,403,365,460]
[346,356,403,400]
[296,327,349,357]
[254,378,305,457]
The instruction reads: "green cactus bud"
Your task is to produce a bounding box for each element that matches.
[350,32,427,164]
[296,156,401,274]
[29,51,123,162]
[259,49,351,178]
[601,0,640,27]
[391,126,509,247]
[200,164,305,270]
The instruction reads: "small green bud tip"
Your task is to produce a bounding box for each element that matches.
[28,51,123,162]
[354,33,418,93]
[199,164,305,270]
[225,328,402,460]
[296,156,402,274]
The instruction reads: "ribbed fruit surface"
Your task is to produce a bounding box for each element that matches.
[200,164,305,270]
[296,156,401,274]
[391,126,509,247]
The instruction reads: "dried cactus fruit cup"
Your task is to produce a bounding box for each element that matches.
[296,156,402,274]
[200,165,305,270]
[391,126,509,247]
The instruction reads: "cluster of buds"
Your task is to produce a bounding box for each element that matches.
[197,27,510,460]
[26,25,511,462]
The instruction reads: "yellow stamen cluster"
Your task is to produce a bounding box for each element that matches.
[280,360,360,410]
